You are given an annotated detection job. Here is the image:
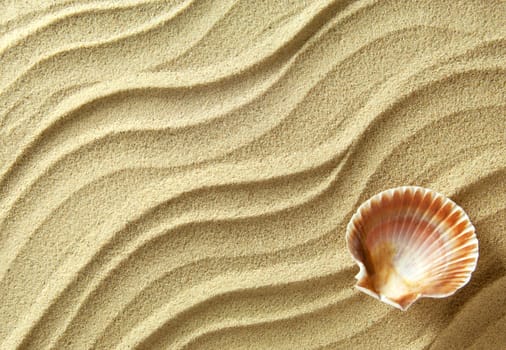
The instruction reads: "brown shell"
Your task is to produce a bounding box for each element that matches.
[346,186,479,311]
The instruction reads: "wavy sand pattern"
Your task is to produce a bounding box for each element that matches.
[1,0,505,349]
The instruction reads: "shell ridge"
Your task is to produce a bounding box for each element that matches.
[421,219,476,265]
[394,187,418,262]
[410,201,467,268]
[424,257,478,281]
[415,222,475,272]
[425,234,478,267]
[346,212,375,278]
[422,243,477,271]
[395,187,432,274]
[393,187,412,260]
[400,188,440,263]
[421,253,477,282]
[413,189,447,251]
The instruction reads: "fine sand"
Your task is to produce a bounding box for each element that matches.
[1,0,505,349]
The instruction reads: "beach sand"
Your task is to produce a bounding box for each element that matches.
[0,0,505,349]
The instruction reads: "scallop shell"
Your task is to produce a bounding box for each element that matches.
[346,186,478,311]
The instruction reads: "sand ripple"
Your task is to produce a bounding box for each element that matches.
[1,0,505,349]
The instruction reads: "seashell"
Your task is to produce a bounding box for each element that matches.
[346,186,478,311]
